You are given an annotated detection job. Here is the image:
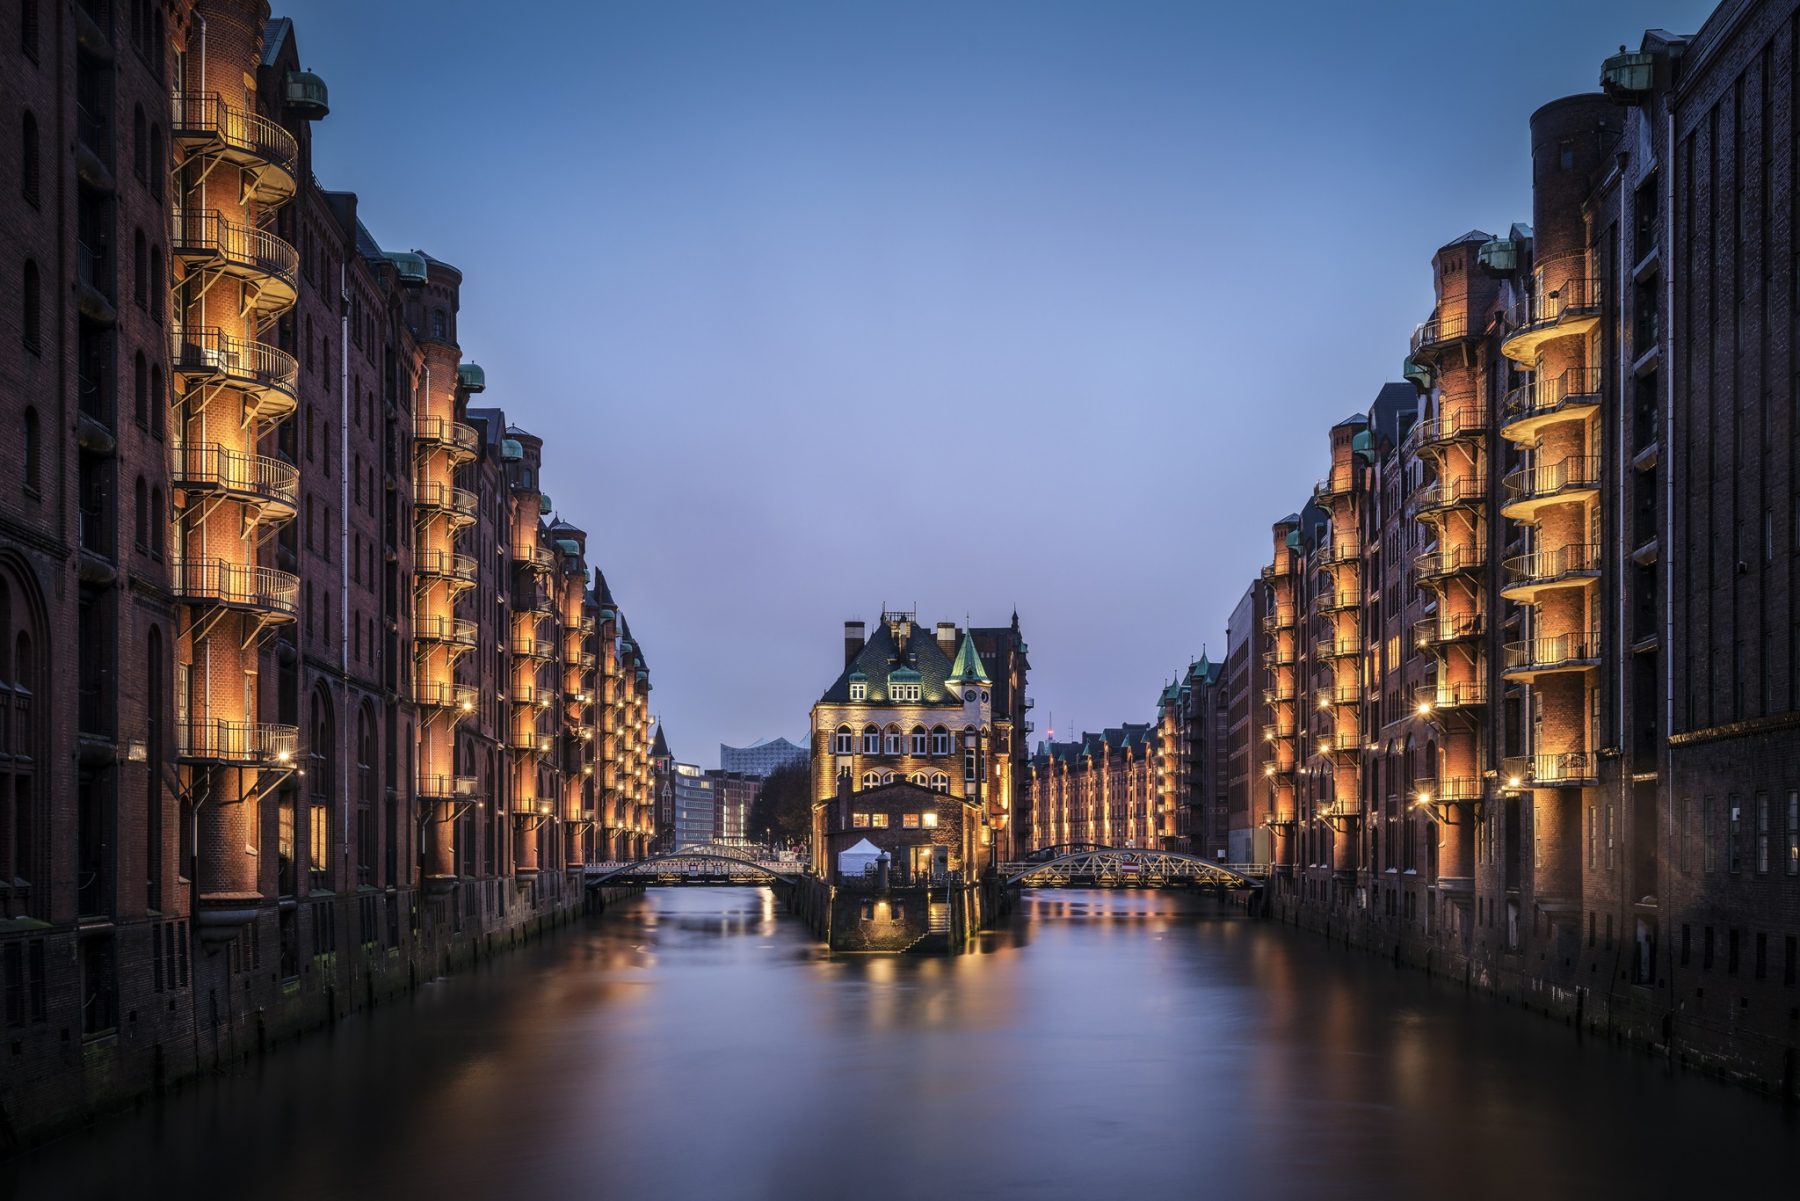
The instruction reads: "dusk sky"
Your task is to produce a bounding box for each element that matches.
[283,0,1714,766]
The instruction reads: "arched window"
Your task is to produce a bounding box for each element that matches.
[22,260,40,352]
[860,771,881,790]
[148,126,164,200]
[148,487,164,558]
[860,724,879,754]
[132,104,146,181]
[883,724,902,755]
[133,350,147,427]
[357,704,377,886]
[929,773,949,795]
[21,110,39,206]
[149,251,163,321]
[133,476,148,549]
[23,407,40,491]
[148,365,164,438]
[930,726,950,756]
[909,726,926,755]
[1,567,44,918]
[833,725,853,755]
[909,772,927,786]
[431,309,447,340]
[880,771,895,785]
[309,692,335,888]
[146,625,164,910]
[133,229,147,309]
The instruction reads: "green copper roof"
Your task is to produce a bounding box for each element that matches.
[500,438,523,461]
[1351,429,1374,464]
[889,666,921,682]
[949,632,990,684]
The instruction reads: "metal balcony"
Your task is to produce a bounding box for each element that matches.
[416,615,478,649]
[1417,776,1484,805]
[169,441,298,518]
[1414,612,1484,650]
[1529,751,1599,786]
[415,681,478,713]
[1502,629,1601,680]
[170,556,299,619]
[414,481,479,528]
[1409,311,1474,359]
[1316,685,1360,708]
[1406,406,1487,452]
[1500,367,1601,443]
[1261,604,1297,633]
[1501,455,1601,521]
[1415,543,1485,583]
[511,681,548,707]
[1315,635,1363,661]
[1418,680,1487,711]
[1262,685,1297,706]
[1502,276,1602,363]
[1323,538,1361,565]
[1313,469,1354,503]
[512,635,553,660]
[1319,589,1358,613]
[176,718,299,766]
[418,775,479,802]
[1501,543,1601,601]
[170,209,298,316]
[513,543,555,573]
[169,91,298,205]
[1412,475,1485,518]
[415,550,478,587]
[169,326,299,420]
[414,416,480,463]
[509,727,541,753]
[1263,643,1298,668]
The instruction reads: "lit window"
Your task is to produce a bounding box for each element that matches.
[853,812,870,828]
[929,773,949,794]
[849,681,866,701]
[910,726,927,754]
[922,811,939,828]
[881,771,896,785]
[869,813,890,828]
[884,725,902,755]
[861,725,879,754]
[902,813,921,829]
[834,726,853,754]
[931,727,950,755]
[861,771,881,789]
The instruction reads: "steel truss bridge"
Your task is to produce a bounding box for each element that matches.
[584,844,803,888]
[1000,848,1267,891]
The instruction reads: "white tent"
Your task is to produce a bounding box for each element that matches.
[837,838,884,878]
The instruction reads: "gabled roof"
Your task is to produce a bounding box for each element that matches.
[819,619,961,704]
[949,632,990,685]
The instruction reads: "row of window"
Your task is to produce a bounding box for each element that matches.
[851,811,941,829]
[860,770,952,793]
[834,725,963,756]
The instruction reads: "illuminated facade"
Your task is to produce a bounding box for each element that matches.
[1240,8,1800,1092]
[0,0,654,1143]
[809,611,1026,876]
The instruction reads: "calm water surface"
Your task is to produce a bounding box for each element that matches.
[6,888,1796,1201]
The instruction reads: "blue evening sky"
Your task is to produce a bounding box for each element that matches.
[280,0,1715,765]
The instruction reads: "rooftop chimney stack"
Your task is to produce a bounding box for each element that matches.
[844,621,866,666]
[936,622,958,654]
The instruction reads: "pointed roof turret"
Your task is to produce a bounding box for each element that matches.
[949,632,990,684]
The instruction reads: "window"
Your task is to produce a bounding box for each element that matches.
[902,813,921,829]
[149,488,163,558]
[891,684,920,702]
[848,681,866,701]
[1757,793,1770,874]
[21,111,39,207]
[22,260,40,352]
[133,229,147,309]
[910,727,926,755]
[929,773,949,794]
[132,104,146,181]
[861,725,879,754]
[1787,792,1798,876]
[23,408,41,493]
[883,725,902,755]
[149,252,162,322]
[133,351,147,427]
[964,749,978,782]
[149,366,163,438]
[133,477,148,549]
[868,813,889,828]
[860,771,880,790]
[1728,796,1742,873]
[931,726,950,755]
[852,812,870,828]
[922,810,939,828]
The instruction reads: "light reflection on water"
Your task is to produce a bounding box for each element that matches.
[5,887,1795,1201]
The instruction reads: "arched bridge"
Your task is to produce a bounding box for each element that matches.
[1001,848,1268,891]
[584,844,804,888]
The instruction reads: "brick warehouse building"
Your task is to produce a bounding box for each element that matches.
[0,0,656,1145]
[1236,3,1800,1092]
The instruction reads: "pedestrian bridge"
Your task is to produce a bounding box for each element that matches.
[584,844,804,888]
[1000,848,1267,890]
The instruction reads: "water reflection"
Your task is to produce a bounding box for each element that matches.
[5,887,1795,1201]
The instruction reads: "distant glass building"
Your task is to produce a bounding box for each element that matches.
[719,736,809,778]
[673,764,716,849]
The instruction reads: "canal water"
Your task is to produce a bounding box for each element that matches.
[5,888,1796,1200]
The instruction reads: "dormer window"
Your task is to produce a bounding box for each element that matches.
[891,683,920,702]
[849,681,866,701]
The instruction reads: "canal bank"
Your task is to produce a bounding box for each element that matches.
[5,887,1795,1201]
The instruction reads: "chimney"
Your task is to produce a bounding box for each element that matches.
[936,622,957,654]
[844,621,865,666]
